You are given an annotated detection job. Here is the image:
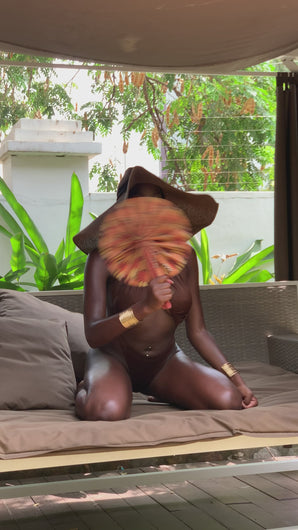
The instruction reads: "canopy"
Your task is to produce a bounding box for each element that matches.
[1,1,298,72]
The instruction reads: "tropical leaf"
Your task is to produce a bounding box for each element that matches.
[0,173,86,291]
[191,230,212,284]
[222,245,274,284]
[3,269,29,282]
[55,239,65,263]
[0,279,25,291]
[0,177,48,253]
[191,228,274,286]
[34,253,58,291]
[57,250,87,275]
[0,203,35,249]
[24,245,42,266]
[190,236,201,257]
[51,280,85,290]
[0,224,13,238]
[231,269,274,283]
[65,173,84,258]
[200,229,213,284]
[10,233,27,274]
[228,239,263,275]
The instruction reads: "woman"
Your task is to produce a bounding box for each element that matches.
[73,166,258,420]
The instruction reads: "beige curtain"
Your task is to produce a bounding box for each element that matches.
[274,73,298,280]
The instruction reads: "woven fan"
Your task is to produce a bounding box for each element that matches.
[98,197,191,306]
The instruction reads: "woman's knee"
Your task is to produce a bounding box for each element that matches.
[86,398,131,421]
[75,388,131,421]
[217,386,242,410]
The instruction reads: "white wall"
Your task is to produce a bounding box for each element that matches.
[0,190,274,282]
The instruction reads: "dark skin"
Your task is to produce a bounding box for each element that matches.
[75,184,258,421]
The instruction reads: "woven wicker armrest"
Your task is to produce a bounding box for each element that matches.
[267,334,298,373]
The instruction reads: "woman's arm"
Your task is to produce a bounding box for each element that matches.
[185,249,258,408]
[84,250,173,348]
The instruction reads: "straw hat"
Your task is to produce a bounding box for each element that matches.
[73,166,219,254]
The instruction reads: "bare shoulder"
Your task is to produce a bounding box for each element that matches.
[186,247,199,273]
[86,249,108,273]
[85,250,110,290]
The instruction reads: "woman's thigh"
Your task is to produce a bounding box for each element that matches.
[76,348,133,420]
[147,350,242,410]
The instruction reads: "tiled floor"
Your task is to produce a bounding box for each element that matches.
[1,465,298,529]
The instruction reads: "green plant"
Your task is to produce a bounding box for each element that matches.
[89,161,119,192]
[0,173,87,290]
[191,229,274,285]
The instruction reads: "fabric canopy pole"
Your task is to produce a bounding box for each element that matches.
[274,73,298,280]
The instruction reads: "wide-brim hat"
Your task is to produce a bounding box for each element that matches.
[73,166,219,254]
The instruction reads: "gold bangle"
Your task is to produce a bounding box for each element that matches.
[119,308,139,329]
[221,362,238,378]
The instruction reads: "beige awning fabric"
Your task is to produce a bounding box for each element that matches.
[1,1,298,73]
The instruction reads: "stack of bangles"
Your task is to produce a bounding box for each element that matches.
[119,308,140,328]
[221,362,239,378]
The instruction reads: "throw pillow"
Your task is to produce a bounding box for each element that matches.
[0,317,77,410]
[0,289,89,381]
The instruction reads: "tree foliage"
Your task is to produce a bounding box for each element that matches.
[0,54,277,191]
[80,65,277,191]
[0,53,75,138]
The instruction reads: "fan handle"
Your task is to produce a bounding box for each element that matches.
[143,247,172,310]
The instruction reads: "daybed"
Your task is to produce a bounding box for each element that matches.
[1,282,298,499]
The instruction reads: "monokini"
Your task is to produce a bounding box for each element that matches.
[105,258,192,391]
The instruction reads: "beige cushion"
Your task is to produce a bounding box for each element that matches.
[0,317,77,410]
[1,362,298,459]
[0,289,89,381]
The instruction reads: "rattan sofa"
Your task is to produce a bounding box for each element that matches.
[1,281,298,498]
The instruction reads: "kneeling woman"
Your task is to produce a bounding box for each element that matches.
[73,166,258,421]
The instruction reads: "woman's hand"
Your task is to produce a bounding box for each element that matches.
[144,276,173,312]
[236,383,258,409]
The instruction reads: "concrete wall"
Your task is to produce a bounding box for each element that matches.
[0,190,274,282]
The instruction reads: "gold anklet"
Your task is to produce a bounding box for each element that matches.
[119,308,139,329]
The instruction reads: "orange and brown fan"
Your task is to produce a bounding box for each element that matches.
[98,197,192,308]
